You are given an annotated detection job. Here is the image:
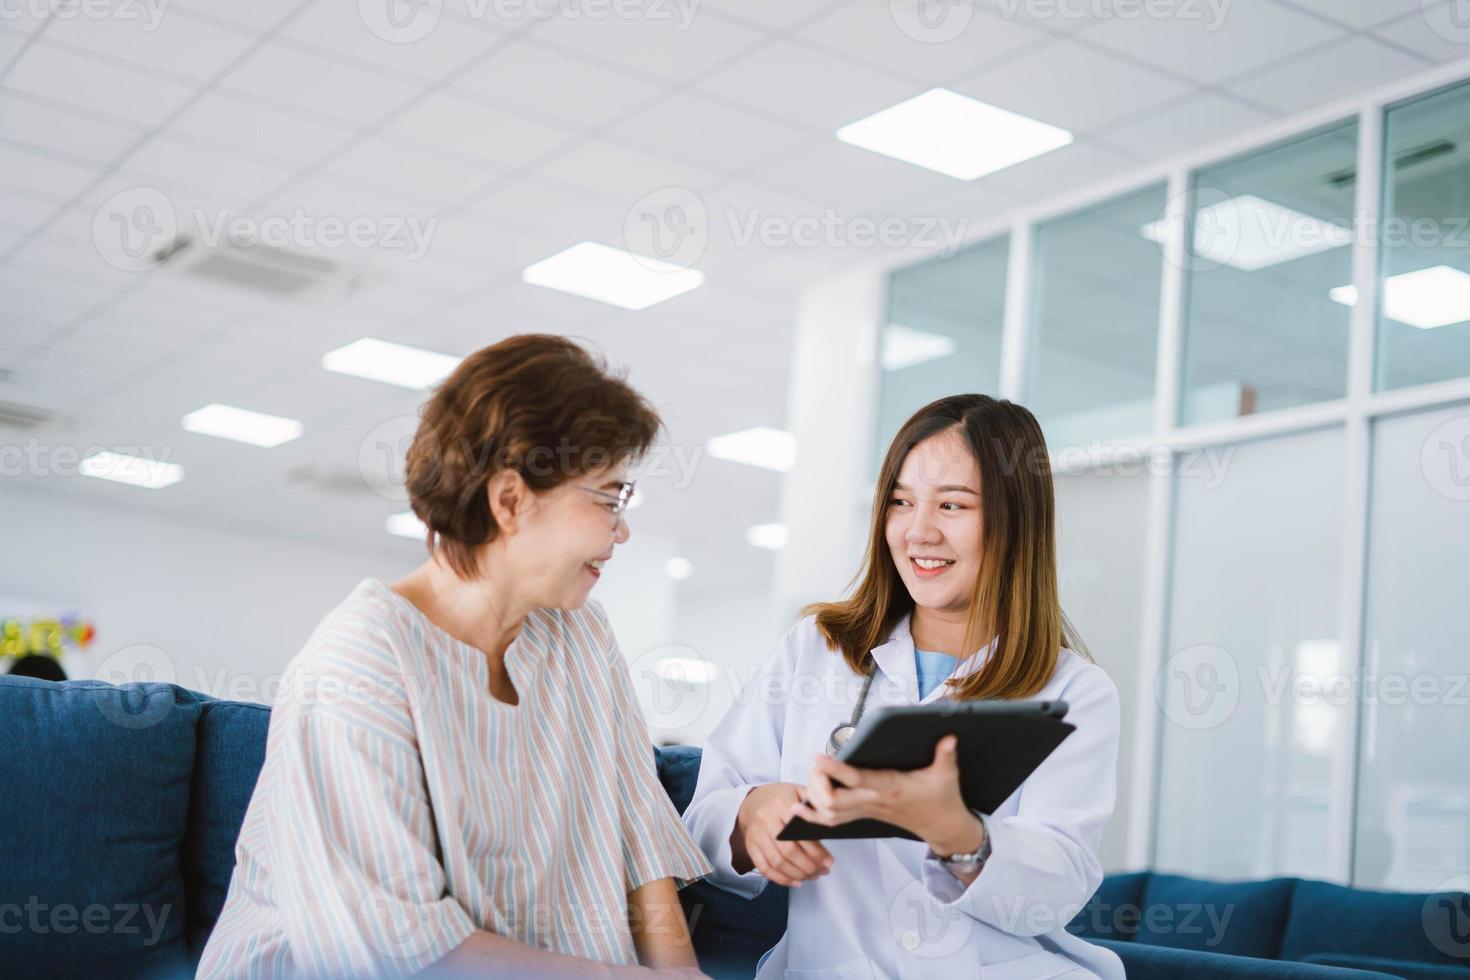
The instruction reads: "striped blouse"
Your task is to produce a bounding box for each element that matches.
[197,578,712,979]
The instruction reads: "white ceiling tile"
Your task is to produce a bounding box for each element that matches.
[384,91,576,169]
[612,91,816,173]
[279,1,498,82]
[1,41,198,126]
[535,138,717,203]
[527,8,765,82]
[0,91,147,164]
[220,41,422,125]
[452,38,663,128]
[326,136,503,207]
[970,0,1104,32]
[1083,0,1347,85]
[1373,3,1470,62]
[124,135,298,203]
[0,186,61,229]
[696,0,843,30]
[167,0,304,32]
[1282,0,1426,29]
[1099,91,1272,159]
[981,138,1138,197]
[39,8,257,81]
[0,143,103,201]
[165,90,356,168]
[757,138,958,211]
[697,39,921,130]
[265,175,440,225]
[954,38,1194,132]
[797,5,1047,83]
[470,177,627,236]
[683,180,827,274]
[1228,37,1427,114]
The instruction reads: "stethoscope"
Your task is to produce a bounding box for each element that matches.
[825,662,878,757]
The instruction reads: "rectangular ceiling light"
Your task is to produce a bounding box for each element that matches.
[182,403,304,448]
[321,338,461,389]
[882,324,958,371]
[705,426,796,472]
[1329,265,1470,329]
[522,241,705,310]
[1140,194,1353,271]
[746,522,789,550]
[79,451,184,490]
[386,511,427,539]
[836,87,1073,181]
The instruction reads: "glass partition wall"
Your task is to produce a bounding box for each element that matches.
[875,74,1470,888]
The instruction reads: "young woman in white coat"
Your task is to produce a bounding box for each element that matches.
[681,394,1124,980]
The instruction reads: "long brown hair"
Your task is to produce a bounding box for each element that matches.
[804,394,1090,700]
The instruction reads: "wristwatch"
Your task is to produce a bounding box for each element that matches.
[928,813,992,874]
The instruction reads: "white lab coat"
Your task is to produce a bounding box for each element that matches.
[681,614,1125,980]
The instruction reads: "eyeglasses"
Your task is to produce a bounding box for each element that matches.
[577,481,637,518]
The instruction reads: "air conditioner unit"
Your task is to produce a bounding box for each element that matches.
[154,233,367,306]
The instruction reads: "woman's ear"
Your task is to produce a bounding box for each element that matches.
[485,469,526,536]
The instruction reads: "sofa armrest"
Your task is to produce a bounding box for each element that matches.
[1094,939,1402,979]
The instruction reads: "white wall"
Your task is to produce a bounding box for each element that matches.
[1,489,676,704]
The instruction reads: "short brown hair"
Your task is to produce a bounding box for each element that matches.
[404,334,661,579]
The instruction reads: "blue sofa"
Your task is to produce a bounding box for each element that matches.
[3,675,1467,979]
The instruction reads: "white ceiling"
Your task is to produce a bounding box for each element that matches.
[0,0,1462,593]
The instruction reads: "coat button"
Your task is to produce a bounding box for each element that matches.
[901,930,920,951]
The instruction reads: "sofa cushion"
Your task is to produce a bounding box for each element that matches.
[656,746,788,980]
[183,698,271,963]
[0,675,200,979]
[1098,939,1403,979]
[1068,870,1150,941]
[1138,873,1295,958]
[1282,878,1470,968]
[1301,952,1470,978]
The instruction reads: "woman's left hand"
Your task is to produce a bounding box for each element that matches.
[792,735,985,857]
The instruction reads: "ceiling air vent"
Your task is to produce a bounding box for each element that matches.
[285,463,397,499]
[156,235,364,304]
[0,399,56,430]
[1326,139,1457,188]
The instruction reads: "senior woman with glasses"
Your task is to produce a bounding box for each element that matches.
[199,335,713,980]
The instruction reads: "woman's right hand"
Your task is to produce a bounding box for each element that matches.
[730,783,833,887]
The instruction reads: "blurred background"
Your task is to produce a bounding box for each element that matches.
[2,0,1468,896]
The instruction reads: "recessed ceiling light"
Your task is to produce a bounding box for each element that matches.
[386,511,427,539]
[523,241,704,310]
[1329,265,1470,329]
[79,451,184,490]
[181,403,303,448]
[746,522,789,551]
[706,427,796,472]
[654,656,718,685]
[836,87,1073,181]
[665,556,694,580]
[1140,194,1352,271]
[321,338,461,389]
[882,324,958,371]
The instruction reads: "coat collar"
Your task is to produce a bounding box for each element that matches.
[868,613,997,704]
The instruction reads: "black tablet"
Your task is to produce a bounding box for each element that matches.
[777,699,1074,841]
